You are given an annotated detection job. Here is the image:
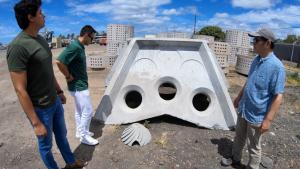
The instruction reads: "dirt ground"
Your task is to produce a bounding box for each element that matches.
[0,45,299,169]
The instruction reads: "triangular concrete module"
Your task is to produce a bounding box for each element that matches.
[95,38,237,130]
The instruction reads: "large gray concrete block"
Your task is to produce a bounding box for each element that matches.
[95,38,237,130]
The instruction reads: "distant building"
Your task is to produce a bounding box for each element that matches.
[225,29,250,66]
[145,34,157,38]
[95,34,107,46]
[51,37,62,48]
[0,43,6,50]
[107,24,134,67]
[156,32,190,39]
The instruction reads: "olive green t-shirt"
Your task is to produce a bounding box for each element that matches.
[6,31,57,108]
[57,39,88,92]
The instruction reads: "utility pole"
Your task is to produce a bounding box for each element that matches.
[193,13,197,35]
[290,40,299,62]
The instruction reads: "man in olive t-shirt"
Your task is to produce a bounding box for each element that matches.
[7,31,57,107]
[56,25,98,146]
[6,1,86,169]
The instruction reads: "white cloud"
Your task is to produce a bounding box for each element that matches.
[66,0,174,25]
[231,0,281,9]
[0,25,18,39]
[197,5,300,38]
[161,6,198,16]
[215,13,229,18]
[162,9,180,15]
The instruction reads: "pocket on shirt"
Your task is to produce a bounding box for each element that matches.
[255,74,268,90]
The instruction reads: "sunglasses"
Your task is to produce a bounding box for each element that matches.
[253,37,268,44]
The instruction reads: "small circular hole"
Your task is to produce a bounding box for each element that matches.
[158,82,177,100]
[125,91,142,109]
[193,93,210,111]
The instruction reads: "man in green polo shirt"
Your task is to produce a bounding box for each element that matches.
[56,25,98,146]
[7,1,87,169]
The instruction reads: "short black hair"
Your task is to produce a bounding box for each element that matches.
[14,0,42,30]
[80,25,97,37]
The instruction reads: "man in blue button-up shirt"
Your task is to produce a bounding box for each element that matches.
[221,28,286,169]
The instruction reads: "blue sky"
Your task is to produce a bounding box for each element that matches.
[0,0,300,44]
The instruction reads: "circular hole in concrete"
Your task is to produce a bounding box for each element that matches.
[193,93,210,111]
[125,91,142,109]
[158,82,177,100]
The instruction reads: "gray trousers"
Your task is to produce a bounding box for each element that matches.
[232,115,263,169]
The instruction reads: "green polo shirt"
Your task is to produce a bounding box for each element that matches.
[57,39,88,91]
[6,31,57,108]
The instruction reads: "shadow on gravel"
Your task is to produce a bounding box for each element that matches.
[73,118,104,162]
[211,138,233,158]
[143,115,206,128]
[211,138,248,169]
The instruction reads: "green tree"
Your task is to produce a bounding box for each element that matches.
[283,34,297,44]
[196,26,225,41]
[275,39,284,43]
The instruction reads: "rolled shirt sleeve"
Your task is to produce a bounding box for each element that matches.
[271,67,286,95]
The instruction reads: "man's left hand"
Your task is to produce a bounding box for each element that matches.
[58,93,67,104]
[260,119,272,133]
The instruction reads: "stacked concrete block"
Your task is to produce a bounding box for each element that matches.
[157,32,190,39]
[95,38,237,130]
[236,52,256,75]
[210,42,230,74]
[192,35,215,45]
[191,35,229,74]
[86,51,107,69]
[226,29,250,66]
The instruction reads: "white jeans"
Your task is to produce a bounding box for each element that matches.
[69,89,93,137]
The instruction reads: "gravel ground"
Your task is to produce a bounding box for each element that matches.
[0,46,299,169]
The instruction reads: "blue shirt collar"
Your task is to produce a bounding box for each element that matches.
[258,52,273,62]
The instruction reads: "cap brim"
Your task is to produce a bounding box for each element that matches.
[248,32,260,37]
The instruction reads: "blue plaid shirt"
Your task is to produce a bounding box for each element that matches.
[238,52,286,125]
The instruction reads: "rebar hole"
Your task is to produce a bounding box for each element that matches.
[193,93,210,111]
[125,91,142,109]
[158,82,177,100]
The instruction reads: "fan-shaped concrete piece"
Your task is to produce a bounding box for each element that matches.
[95,38,237,130]
[121,123,151,146]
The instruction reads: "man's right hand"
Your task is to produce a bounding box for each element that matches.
[66,74,74,82]
[33,123,47,137]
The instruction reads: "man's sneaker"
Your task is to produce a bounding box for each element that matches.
[80,135,99,146]
[88,131,94,137]
[63,160,88,169]
[76,131,94,138]
[221,157,245,168]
